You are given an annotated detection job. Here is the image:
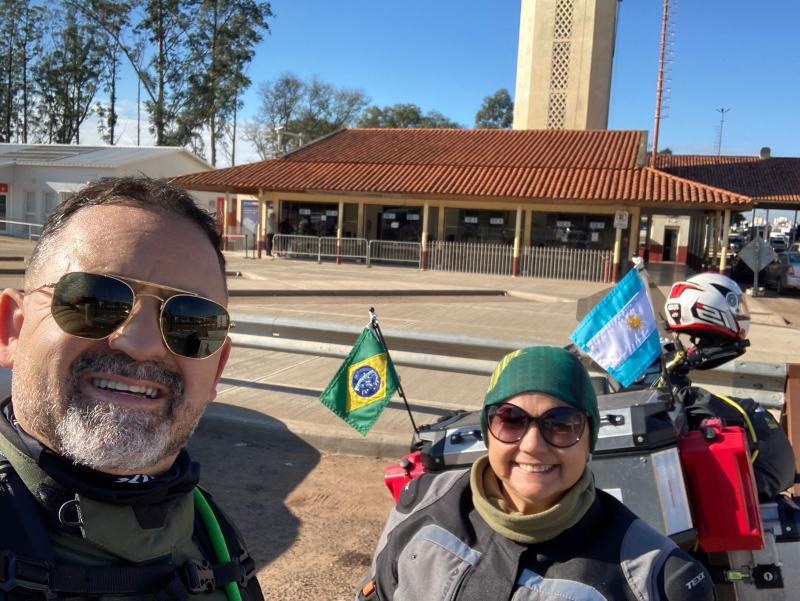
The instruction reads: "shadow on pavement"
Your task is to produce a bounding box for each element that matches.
[190,404,321,572]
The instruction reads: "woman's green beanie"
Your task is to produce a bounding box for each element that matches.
[480,346,600,451]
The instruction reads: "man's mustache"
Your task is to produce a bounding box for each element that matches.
[70,350,185,400]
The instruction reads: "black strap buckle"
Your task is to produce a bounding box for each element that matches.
[0,551,55,598]
[182,560,215,594]
[237,552,256,585]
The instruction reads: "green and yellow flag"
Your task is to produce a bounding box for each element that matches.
[319,326,399,435]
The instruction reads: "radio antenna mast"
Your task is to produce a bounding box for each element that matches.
[651,0,676,164]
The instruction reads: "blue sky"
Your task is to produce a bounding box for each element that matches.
[104,0,800,166]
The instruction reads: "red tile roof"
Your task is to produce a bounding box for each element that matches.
[654,154,800,203]
[174,128,753,207]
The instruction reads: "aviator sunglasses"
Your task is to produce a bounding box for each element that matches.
[28,271,232,359]
[487,403,586,447]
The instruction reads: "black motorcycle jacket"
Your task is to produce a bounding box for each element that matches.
[359,468,715,601]
[0,399,263,601]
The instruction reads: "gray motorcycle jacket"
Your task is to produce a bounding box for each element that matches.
[359,468,715,601]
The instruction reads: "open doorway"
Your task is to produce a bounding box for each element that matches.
[662,226,679,261]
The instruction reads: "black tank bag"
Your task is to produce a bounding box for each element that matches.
[0,455,264,601]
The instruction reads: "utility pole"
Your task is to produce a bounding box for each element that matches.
[650,0,670,165]
[715,108,730,156]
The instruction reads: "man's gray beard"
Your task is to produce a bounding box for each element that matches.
[25,351,193,472]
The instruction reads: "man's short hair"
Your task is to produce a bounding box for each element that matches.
[26,176,226,287]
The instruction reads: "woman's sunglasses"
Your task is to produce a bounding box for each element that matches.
[487,403,586,447]
[28,272,232,360]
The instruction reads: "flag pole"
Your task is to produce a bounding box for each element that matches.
[369,307,420,435]
[633,258,678,406]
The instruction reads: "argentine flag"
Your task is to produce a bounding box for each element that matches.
[570,266,661,387]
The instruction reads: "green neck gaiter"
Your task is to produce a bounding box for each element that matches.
[470,455,595,544]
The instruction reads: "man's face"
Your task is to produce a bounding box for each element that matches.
[2,203,230,475]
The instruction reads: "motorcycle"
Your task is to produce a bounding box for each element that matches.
[383,274,799,601]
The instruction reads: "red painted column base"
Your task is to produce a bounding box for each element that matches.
[512,255,520,277]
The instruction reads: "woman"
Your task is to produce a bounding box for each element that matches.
[358,346,714,601]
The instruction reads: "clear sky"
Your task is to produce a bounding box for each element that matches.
[101,0,800,168]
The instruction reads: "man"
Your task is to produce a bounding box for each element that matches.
[0,177,263,600]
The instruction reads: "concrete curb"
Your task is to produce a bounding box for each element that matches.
[228,288,507,298]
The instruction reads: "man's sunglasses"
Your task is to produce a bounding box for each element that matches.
[487,403,586,447]
[28,272,232,359]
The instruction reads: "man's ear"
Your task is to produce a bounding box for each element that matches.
[0,288,24,368]
[207,337,232,402]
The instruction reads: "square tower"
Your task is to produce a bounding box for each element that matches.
[513,0,619,130]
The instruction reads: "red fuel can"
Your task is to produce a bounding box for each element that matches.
[678,423,763,552]
[384,451,425,502]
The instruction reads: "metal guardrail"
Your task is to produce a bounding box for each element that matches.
[0,219,44,240]
[270,234,612,282]
[429,240,513,275]
[521,247,611,282]
[229,313,787,408]
[368,240,420,266]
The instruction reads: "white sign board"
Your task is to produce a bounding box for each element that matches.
[383,212,396,220]
[464,216,479,224]
[739,238,777,273]
[407,213,420,221]
[299,208,311,215]
[325,210,338,216]
[556,220,572,228]
[589,221,606,230]
[490,217,505,225]
[614,211,629,229]
[390,221,400,229]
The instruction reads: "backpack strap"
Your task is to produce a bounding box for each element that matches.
[192,488,263,601]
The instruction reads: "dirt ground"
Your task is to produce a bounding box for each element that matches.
[187,428,395,601]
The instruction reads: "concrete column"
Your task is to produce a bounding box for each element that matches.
[420,202,430,270]
[437,206,445,241]
[612,225,623,282]
[223,192,230,251]
[719,210,731,273]
[257,189,265,258]
[336,200,344,264]
[357,203,365,239]
[512,206,523,276]
[627,206,641,261]
[712,211,722,265]
[523,208,533,248]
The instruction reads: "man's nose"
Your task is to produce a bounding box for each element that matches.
[107,297,169,361]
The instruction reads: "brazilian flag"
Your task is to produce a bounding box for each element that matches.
[320,327,399,435]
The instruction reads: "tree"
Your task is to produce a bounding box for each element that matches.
[244,73,369,158]
[31,10,104,144]
[357,103,460,128]
[0,0,46,143]
[475,88,513,129]
[183,0,273,166]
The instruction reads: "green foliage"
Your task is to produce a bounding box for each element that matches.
[244,73,369,158]
[474,88,513,128]
[357,103,460,128]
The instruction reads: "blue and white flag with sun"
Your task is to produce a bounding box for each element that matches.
[319,326,399,435]
[570,265,661,387]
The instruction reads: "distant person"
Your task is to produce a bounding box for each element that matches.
[279,217,294,235]
[0,177,263,600]
[266,209,276,255]
[358,346,713,601]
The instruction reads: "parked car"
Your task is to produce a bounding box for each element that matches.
[763,251,800,294]
[769,234,788,252]
[727,233,746,254]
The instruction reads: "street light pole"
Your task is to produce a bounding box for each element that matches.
[715,108,730,156]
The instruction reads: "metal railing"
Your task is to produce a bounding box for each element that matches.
[368,240,421,266]
[270,235,612,282]
[521,247,611,282]
[0,219,44,240]
[428,240,514,275]
[228,313,788,408]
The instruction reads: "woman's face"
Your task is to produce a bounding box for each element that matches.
[487,392,590,514]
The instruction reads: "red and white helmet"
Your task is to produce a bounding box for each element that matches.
[664,273,750,341]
